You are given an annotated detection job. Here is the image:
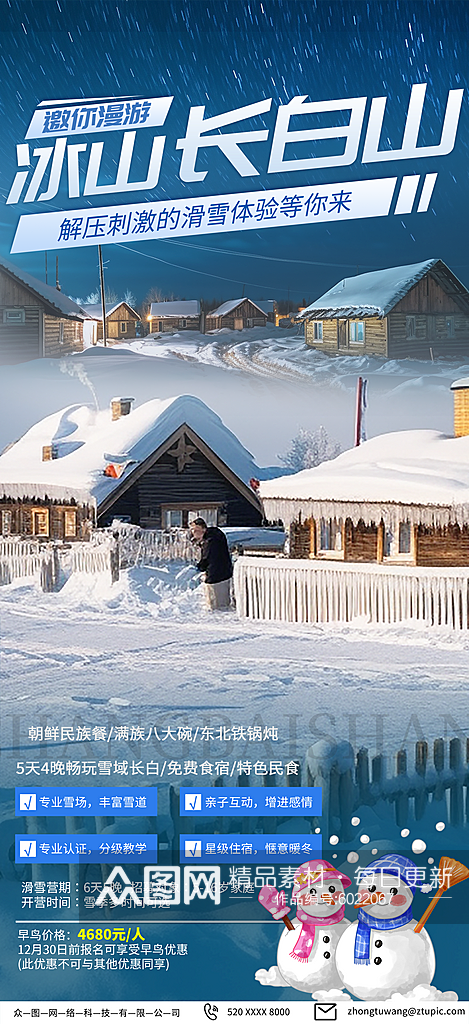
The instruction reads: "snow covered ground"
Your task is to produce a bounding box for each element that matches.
[2,563,469,789]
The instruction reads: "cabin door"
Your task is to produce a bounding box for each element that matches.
[337,320,348,350]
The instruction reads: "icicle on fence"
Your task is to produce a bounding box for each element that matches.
[0,525,196,589]
[108,524,196,567]
[234,556,469,630]
[0,538,58,589]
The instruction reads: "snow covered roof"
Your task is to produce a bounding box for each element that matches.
[209,298,267,318]
[298,259,469,320]
[81,301,140,319]
[149,300,200,317]
[260,430,469,528]
[0,396,263,509]
[0,254,87,320]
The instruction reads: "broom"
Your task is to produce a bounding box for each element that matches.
[414,856,469,934]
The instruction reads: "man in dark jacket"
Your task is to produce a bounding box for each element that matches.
[190,517,233,609]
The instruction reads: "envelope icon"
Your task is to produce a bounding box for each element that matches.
[314,1004,337,1021]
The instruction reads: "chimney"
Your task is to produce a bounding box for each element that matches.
[42,444,58,461]
[450,378,469,437]
[111,397,135,421]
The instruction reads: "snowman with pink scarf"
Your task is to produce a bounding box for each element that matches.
[256,859,352,994]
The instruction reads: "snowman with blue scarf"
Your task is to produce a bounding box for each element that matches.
[335,854,435,1000]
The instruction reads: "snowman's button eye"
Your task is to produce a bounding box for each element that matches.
[390,887,398,895]
[367,885,377,893]
[323,952,331,959]
[328,885,336,893]
[374,957,382,965]
[375,940,383,948]
[309,887,317,895]
[323,936,330,943]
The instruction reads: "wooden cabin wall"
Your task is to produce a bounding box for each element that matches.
[394,275,462,314]
[289,518,314,558]
[0,305,42,363]
[98,306,138,341]
[99,443,262,528]
[150,316,200,332]
[44,316,83,357]
[344,519,379,561]
[305,318,387,355]
[360,318,387,356]
[206,300,267,331]
[0,500,92,539]
[416,525,469,567]
[305,318,338,352]
[387,311,469,358]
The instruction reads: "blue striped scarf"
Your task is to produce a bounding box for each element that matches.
[354,906,413,964]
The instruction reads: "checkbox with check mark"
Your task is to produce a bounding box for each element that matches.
[184,793,202,812]
[19,841,36,858]
[19,794,37,811]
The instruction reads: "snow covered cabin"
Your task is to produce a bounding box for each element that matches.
[0,255,86,364]
[81,301,141,344]
[260,382,469,568]
[205,298,269,331]
[298,260,469,359]
[0,396,265,538]
[148,300,201,333]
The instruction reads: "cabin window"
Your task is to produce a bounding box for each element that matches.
[58,321,64,345]
[349,321,365,344]
[158,321,163,332]
[445,317,455,337]
[64,510,77,537]
[3,308,25,324]
[1,510,12,534]
[312,321,323,341]
[406,317,426,340]
[32,509,49,536]
[406,316,416,339]
[179,318,187,328]
[120,321,127,332]
[398,521,412,554]
[163,506,219,529]
[384,519,414,561]
[318,517,343,555]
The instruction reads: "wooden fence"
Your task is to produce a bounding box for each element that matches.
[0,526,195,589]
[234,556,469,630]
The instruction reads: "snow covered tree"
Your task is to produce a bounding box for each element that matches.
[279,426,342,472]
[85,290,100,304]
[123,289,136,308]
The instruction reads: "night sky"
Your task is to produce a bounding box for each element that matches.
[0,0,468,306]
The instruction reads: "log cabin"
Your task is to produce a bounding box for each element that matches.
[299,260,469,359]
[0,395,265,538]
[260,380,469,568]
[148,300,201,333]
[0,255,86,364]
[81,300,140,344]
[205,298,269,331]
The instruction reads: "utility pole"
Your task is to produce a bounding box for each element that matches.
[45,252,48,285]
[98,244,107,346]
[56,255,60,290]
